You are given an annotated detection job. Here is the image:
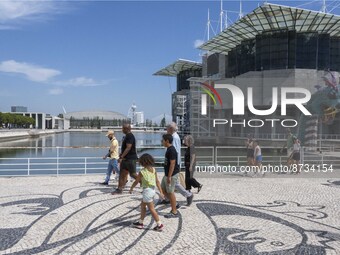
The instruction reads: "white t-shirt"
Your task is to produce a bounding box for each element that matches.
[293,143,300,153]
[254,145,261,157]
[172,132,181,167]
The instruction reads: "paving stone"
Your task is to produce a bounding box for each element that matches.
[0,175,339,254]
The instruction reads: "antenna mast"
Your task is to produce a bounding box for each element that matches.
[321,0,327,13]
[207,8,210,40]
[220,0,224,32]
[239,0,243,19]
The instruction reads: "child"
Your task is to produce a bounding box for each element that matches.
[129,153,164,231]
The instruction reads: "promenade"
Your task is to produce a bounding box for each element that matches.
[1,174,339,254]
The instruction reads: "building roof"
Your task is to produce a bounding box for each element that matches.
[153,59,202,77]
[200,3,340,54]
[64,110,127,120]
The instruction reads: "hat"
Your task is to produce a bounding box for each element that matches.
[106,130,114,136]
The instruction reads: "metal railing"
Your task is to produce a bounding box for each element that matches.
[0,146,338,176]
[228,132,340,141]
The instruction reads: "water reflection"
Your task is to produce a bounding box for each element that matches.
[0,131,164,159]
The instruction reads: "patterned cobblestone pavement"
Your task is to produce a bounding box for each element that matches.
[0,174,339,255]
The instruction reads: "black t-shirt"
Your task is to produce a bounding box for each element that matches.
[121,132,138,160]
[164,145,179,177]
[185,145,196,168]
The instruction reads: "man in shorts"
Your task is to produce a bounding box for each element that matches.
[112,124,138,194]
[161,134,180,218]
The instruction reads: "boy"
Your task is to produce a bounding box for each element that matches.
[161,134,180,218]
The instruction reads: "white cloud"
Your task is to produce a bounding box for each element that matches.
[0,60,61,82]
[194,39,205,48]
[48,88,63,95]
[0,1,70,29]
[56,76,104,87]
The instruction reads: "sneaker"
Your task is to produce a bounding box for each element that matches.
[197,184,203,193]
[153,224,164,231]
[186,194,194,206]
[176,203,181,209]
[164,211,179,218]
[132,221,144,229]
[157,199,170,205]
[100,182,109,185]
[111,188,122,195]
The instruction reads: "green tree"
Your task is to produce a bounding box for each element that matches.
[160,117,166,127]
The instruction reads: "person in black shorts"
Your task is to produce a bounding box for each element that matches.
[112,124,138,194]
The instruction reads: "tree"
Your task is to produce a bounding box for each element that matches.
[160,117,166,127]
[145,119,152,127]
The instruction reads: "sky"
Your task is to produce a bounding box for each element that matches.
[1,0,340,119]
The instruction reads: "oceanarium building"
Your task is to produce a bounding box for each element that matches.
[156,3,340,145]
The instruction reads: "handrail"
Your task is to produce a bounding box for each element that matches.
[0,146,338,176]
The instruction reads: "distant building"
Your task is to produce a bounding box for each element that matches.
[154,59,202,134]
[127,103,145,126]
[13,112,46,129]
[63,110,128,129]
[45,115,64,130]
[134,112,144,126]
[11,106,27,113]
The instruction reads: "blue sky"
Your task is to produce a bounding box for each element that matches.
[1,0,339,119]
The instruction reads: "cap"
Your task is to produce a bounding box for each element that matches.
[106,130,114,136]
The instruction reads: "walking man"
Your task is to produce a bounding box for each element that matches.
[166,122,193,206]
[112,124,138,194]
[101,130,119,185]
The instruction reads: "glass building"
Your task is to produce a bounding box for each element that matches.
[193,3,340,145]
[154,59,202,134]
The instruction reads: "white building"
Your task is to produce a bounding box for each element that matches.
[134,112,144,126]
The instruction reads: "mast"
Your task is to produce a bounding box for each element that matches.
[220,0,224,32]
[207,8,210,40]
[239,0,243,19]
[321,0,327,13]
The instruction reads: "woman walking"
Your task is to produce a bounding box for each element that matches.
[184,135,203,193]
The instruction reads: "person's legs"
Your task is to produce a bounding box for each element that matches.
[126,160,138,180]
[104,160,114,184]
[175,178,194,206]
[165,174,178,214]
[185,168,191,190]
[112,159,119,181]
[175,181,192,198]
[190,178,201,188]
[147,202,159,222]
[168,192,177,213]
[140,202,147,221]
[117,169,128,191]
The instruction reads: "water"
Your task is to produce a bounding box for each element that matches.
[0,131,166,176]
[0,131,285,176]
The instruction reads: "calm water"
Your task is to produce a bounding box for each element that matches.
[0,131,167,175]
[0,131,282,176]
[0,131,164,158]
